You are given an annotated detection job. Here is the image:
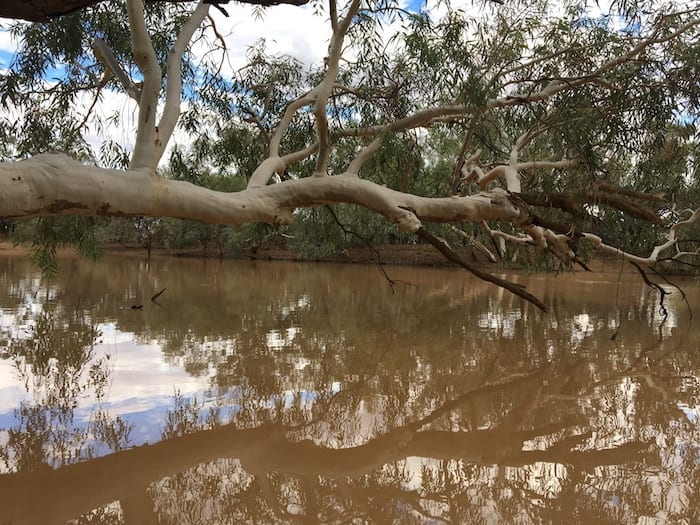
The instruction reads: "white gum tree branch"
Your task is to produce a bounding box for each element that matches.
[472,137,522,192]
[155,1,210,164]
[483,205,700,267]
[246,90,319,189]
[582,208,700,265]
[91,38,142,101]
[313,0,362,175]
[127,0,209,173]
[467,122,576,192]
[337,106,467,138]
[448,225,498,263]
[463,156,576,191]
[346,137,383,176]
[499,130,533,193]
[0,153,531,233]
[247,143,319,188]
[126,0,163,173]
[269,91,317,156]
[246,0,362,188]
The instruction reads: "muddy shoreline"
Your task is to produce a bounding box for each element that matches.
[0,239,636,274]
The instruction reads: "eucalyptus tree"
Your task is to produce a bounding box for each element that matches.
[0,0,699,309]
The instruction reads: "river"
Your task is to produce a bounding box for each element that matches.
[0,252,698,524]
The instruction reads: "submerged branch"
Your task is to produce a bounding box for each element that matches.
[415,226,548,312]
[629,261,669,323]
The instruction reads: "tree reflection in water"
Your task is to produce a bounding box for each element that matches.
[0,305,132,474]
[0,254,697,524]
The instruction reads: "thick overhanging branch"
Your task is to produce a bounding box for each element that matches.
[1,0,309,23]
[519,189,665,224]
[415,226,548,312]
[0,154,528,230]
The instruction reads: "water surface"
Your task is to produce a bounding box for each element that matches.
[0,253,698,524]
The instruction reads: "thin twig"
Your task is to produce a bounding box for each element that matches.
[323,205,414,293]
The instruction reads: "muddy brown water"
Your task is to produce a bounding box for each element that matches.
[0,253,698,524]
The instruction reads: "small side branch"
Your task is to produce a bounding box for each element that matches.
[324,205,411,293]
[629,261,669,323]
[247,143,319,189]
[346,138,383,176]
[91,38,142,101]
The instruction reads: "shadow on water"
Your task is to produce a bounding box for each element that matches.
[0,253,698,524]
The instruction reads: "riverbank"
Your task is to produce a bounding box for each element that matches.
[0,239,635,273]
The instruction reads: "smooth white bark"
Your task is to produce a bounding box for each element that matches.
[0,154,529,232]
[126,0,162,173]
[157,1,210,163]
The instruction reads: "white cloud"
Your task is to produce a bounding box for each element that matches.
[0,18,21,71]
[197,3,332,73]
[0,18,21,54]
[77,88,139,155]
